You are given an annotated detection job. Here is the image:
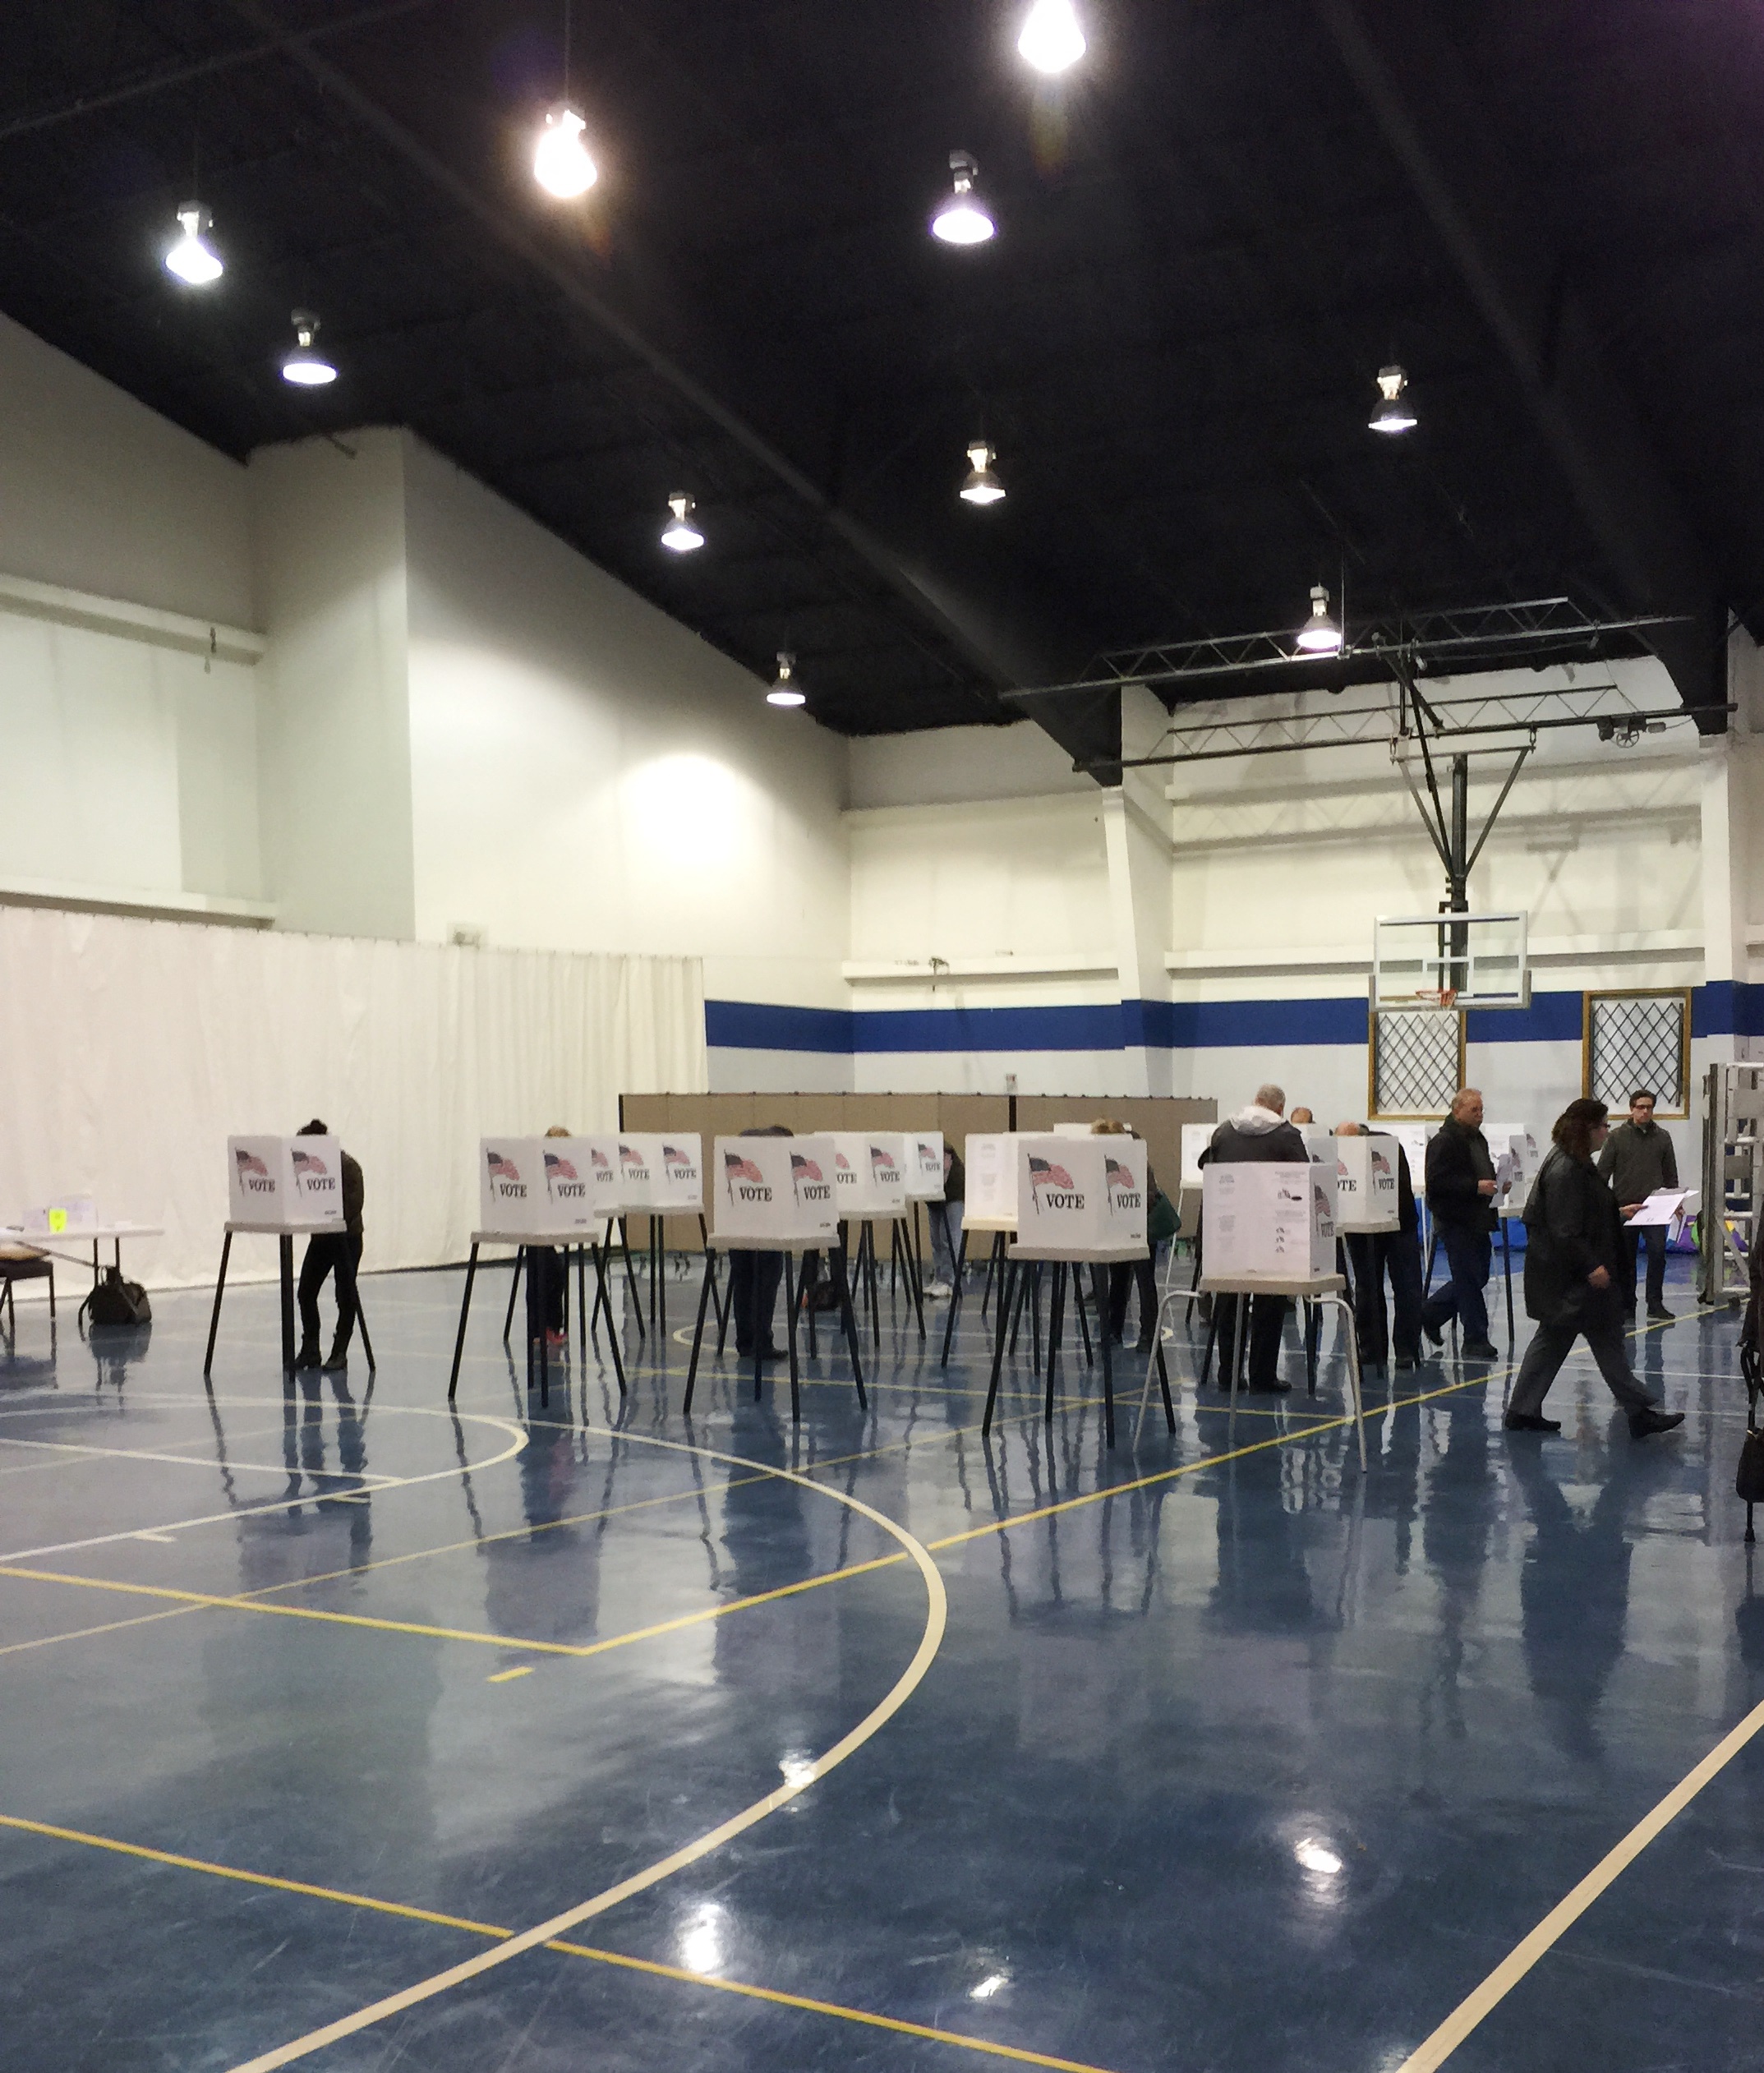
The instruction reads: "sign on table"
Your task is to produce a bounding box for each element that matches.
[1203,1161,1336,1278]
[712,1134,839,1243]
[229,1136,346,1228]
[965,1134,1023,1222]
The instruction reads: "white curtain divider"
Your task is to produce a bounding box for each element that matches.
[0,906,707,1290]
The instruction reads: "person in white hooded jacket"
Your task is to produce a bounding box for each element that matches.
[1207,1085,1308,1390]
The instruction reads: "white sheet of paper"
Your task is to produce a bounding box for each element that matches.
[1626,1188,1690,1228]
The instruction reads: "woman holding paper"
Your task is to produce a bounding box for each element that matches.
[1504,1098,1684,1439]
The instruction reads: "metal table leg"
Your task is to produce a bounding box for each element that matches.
[938,1228,969,1368]
[448,1244,480,1402]
[203,1231,233,1379]
[279,1235,296,1374]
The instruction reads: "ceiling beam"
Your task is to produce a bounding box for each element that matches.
[1312,0,1728,730]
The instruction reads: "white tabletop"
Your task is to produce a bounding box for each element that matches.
[1201,1272,1347,1298]
[707,1233,841,1255]
[960,1214,1019,1233]
[1009,1242,1151,1265]
[0,1223,162,1245]
[226,1218,346,1237]
[472,1228,603,1247]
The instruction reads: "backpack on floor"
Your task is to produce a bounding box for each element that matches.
[88,1265,151,1329]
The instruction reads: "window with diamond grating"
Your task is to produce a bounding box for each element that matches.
[1584,991,1689,1116]
[1370,1008,1464,1117]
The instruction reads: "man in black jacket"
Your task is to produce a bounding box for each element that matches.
[293,1119,365,1371]
[1504,1098,1683,1438]
[1336,1123,1424,1369]
[1209,1084,1307,1391]
[1596,1089,1679,1320]
[1421,1088,1501,1361]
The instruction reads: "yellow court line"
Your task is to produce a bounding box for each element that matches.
[486,1666,532,1684]
[0,1813,1120,2073]
[222,1427,949,2072]
[1392,1687,1764,2071]
[0,1551,909,1665]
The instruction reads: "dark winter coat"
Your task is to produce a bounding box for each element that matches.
[1209,1106,1308,1165]
[1425,1115,1497,1233]
[1522,1146,1625,1329]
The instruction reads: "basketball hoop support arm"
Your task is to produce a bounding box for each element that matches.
[1394,660,1531,941]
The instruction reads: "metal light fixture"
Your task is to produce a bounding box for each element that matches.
[661,492,704,552]
[931,152,996,245]
[280,310,336,387]
[959,441,1006,504]
[534,104,598,198]
[1369,364,1416,435]
[1018,0,1086,73]
[1295,584,1343,655]
[766,652,806,707]
[165,202,223,285]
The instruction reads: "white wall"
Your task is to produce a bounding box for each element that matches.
[0,311,252,625]
[251,430,415,940]
[403,436,849,1007]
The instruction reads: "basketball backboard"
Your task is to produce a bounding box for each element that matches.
[1372,911,1529,1011]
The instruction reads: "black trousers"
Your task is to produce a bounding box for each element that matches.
[1216,1292,1288,1388]
[729,1251,784,1354]
[1108,1254,1158,1342]
[1347,1229,1425,1361]
[530,1247,565,1334]
[298,1232,362,1354]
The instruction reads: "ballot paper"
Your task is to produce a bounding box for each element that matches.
[1495,1149,1516,1195]
[1627,1188,1694,1230]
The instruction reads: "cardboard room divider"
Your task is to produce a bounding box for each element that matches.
[619,1094,1217,1254]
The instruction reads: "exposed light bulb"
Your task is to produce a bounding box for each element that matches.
[1369,364,1417,435]
[1295,1837,1344,1877]
[165,202,223,285]
[766,652,806,707]
[661,492,704,553]
[533,104,598,199]
[960,441,1006,505]
[1295,584,1343,654]
[281,310,336,387]
[932,151,996,245]
[1018,0,1086,73]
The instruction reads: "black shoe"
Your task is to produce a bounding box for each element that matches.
[321,1343,349,1370]
[1134,1333,1156,1353]
[1504,1412,1562,1433]
[1462,1339,1499,1361]
[1421,1316,1444,1348]
[294,1342,320,1370]
[1393,1349,1419,1370]
[1647,1305,1675,1323]
[1243,1376,1292,1395]
[1629,1407,1685,1439]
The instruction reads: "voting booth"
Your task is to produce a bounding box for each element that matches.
[615,1133,703,1212]
[1202,1162,1337,1278]
[479,1138,550,1233]
[964,1134,1024,1223]
[829,1133,910,1218]
[906,1132,946,1200]
[1335,1135,1402,1233]
[1013,1135,1148,1255]
[228,1136,345,1228]
[712,1134,840,1244]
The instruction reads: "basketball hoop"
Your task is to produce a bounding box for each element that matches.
[1411,988,1458,1010]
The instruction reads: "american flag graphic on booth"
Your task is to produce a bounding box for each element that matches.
[486,1150,520,1182]
[1370,1147,1393,1177]
[1104,1157,1130,1192]
[234,1149,269,1178]
[544,1152,578,1181]
[1027,1154,1075,1207]
[790,1154,823,1184]
[590,1147,612,1172]
[869,1145,896,1179]
[662,1143,693,1167]
[619,1144,645,1171]
[292,1149,328,1177]
[725,1150,764,1197]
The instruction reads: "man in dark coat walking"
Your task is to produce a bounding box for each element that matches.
[1504,1097,1684,1438]
[1421,1087,1502,1360]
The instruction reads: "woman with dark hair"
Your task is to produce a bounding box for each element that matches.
[1504,1097,1684,1438]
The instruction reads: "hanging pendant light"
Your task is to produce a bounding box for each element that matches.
[165,202,223,285]
[281,310,337,387]
[932,152,996,244]
[1294,584,1343,654]
[1369,364,1417,435]
[959,441,1006,505]
[1018,0,1086,74]
[766,652,805,707]
[534,104,598,197]
[661,493,704,552]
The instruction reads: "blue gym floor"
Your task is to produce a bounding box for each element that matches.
[0,1248,1758,2072]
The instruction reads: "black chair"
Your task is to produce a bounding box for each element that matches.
[0,1247,55,1333]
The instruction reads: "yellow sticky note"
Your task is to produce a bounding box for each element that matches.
[47,1209,67,1234]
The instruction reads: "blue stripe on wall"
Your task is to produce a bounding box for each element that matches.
[707,984,1764,1057]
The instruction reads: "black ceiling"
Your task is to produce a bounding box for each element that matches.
[1,0,1759,737]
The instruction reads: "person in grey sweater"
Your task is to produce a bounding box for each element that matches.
[1596,1089,1679,1320]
